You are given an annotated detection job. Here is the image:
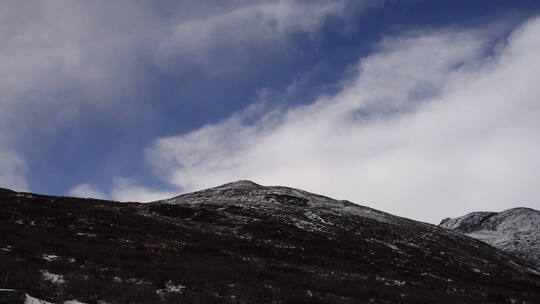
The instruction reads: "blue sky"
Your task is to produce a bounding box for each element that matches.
[2,0,540,222]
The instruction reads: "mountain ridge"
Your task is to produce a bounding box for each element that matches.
[439,207,540,267]
[1,182,539,303]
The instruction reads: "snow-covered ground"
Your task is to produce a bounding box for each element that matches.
[25,294,87,304]
[25,294,53,304]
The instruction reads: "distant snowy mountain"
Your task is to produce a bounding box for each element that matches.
[1,181,539,303]
[440,207,540,266]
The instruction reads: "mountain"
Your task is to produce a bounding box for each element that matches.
[439,207,540,267]
[1,181,539,303]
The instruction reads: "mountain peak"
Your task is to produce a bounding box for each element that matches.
[215,180,263,189]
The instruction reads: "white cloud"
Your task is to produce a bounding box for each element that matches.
[146,17,540,223]
[69,183,107,200]
[69,178,176,203]
[107,178,177,203]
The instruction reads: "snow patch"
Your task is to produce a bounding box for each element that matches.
[42,254,60,262]
[41,271,65,284]
[156,280,186,295]
[25,295,87,304]
[25,294,53,304]
[76,232,97,238]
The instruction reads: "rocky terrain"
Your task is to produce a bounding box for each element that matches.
[1,181,539,303]
[440,207,540,267]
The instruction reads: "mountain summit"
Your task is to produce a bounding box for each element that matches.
[1,182,539,303]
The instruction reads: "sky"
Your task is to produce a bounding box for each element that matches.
[2,0,540,223]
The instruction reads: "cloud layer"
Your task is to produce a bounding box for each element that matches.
[1,0,348,192]
[144,18,540,223]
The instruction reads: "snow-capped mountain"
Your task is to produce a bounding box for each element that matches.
[439,207,540,266]
[1,181,539,303]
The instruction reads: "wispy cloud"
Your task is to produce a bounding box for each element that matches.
[156,0,347,72]
[144,17,540,223]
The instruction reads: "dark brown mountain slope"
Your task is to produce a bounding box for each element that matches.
[1,181,539,303]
